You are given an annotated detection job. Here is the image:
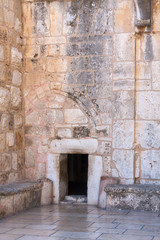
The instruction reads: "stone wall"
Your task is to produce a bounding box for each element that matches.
[0,0,24,184]
[22,0,114,190]
[135,1,160,184]
[21,0,160,203]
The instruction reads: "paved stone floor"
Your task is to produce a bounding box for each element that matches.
[0,204,160,240]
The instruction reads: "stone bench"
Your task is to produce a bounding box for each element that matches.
[0,180,43,218]
[105,184,160,212]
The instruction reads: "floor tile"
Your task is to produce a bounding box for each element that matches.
[18,236,64,240]
[116,223,144,230]
[52,231,101,239]
[7,228,56,236]
[0,205,159,240]
[0,234,23,240]
[97,234,153,240]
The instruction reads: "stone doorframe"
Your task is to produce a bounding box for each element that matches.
[46,138,103,205]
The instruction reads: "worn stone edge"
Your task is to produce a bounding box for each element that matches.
[105,184,160,194]
[0,180,43,196]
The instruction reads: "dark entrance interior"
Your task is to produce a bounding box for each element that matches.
[68,154,88,195]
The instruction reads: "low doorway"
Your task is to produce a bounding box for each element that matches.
[68,154,88,195]
[59,154,88,201]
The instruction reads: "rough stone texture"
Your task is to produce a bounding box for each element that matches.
[113,121,134,149]
[64,109,88,124]
[12,70,22,86]
[50,139,98,154]
[73,126,90,138]
[18,0,160,205]
[41,178,53,205]
[0,181,42,218]
[0,0,24,185]
[105,184,160,212]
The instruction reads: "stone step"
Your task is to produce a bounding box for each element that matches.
[65,195,87,203]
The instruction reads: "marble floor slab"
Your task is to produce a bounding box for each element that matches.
[0,204,159,239]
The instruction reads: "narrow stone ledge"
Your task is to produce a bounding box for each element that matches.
[0,180,42,196]
[0,180,43,219]
[105,184,160,212]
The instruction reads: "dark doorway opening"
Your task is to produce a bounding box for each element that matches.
[68,154,88,196]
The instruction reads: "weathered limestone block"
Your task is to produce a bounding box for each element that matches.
[11,47,22,66]
[25,111,40,125]
[87,85,112,99]
[57,128,72,138]
[25,148,36,168]
[15,131,23,150]
[15,17,22,33]
[141,150,160,179]
[114,91,134,119]
[114,34,135,61]
[63,1,81,35]
[152,61,160,90]
[0,45,4,61]
[64,44,79,56]
[14,114,23,129]
[73,126,90,138]
[25,72,46,85]
[153,0,160,31]
[93,99,111,114]
[136,80,151,91]
[0,196,14,218]
[112,150,134,179]
[76,71,93,84]
[0,87,10,110]
[136,92,160,120]
[70,57,89,71]
[98,176,120,209]
[47,57,68,73]
[11,86,22,109]
[105,184,160,212]
[0,134,5,152]
[88,155,103,205]
[0,153,11,171]
[6,132,14,148]
[12,153,18,171]
[0,64,6,83]
[97,141,112,155]
[113,120,134,149]
[113,80,135,91]
[46,110,63,125]
[96,126,110,137]
[90,56,112,71]
[31,2,50,35]
[114,0,134,32]
[80,42,104,56]
[91,0,113,34]
[136,62,151,79]
[50,139,98,154]
[36,163,46,179]
[25,126,50,136]
[95,71,112,84]
[41,179,53,205]
[64,109,88,124]
[50,1,63,36]
[0,27,8,42]
[1,113,11,130]
[77,0,98,35]
[136,121,160,149]
[12,69,22,86]
[114,62,135,80]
